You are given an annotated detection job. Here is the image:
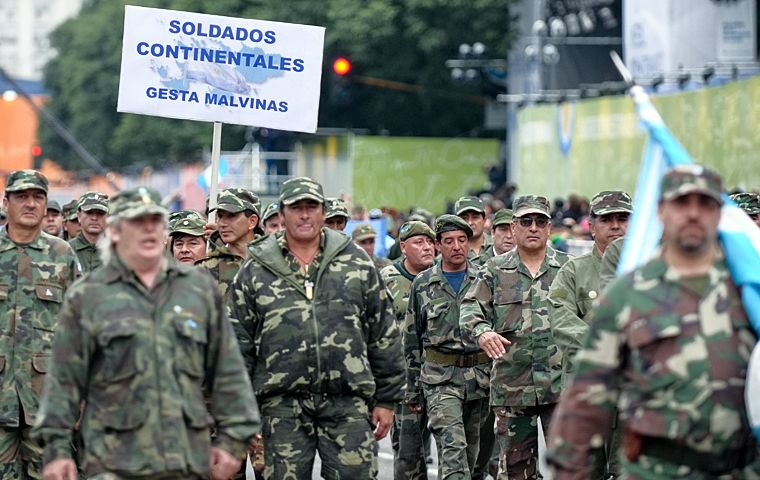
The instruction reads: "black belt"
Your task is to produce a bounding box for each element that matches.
[425,349,490,367]
[640,436,756,475]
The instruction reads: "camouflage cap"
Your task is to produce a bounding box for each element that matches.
[399,220,435,241]
[325,197,349,220]
[261,202,280,223]
[435,214,473,238]
[212,188,260,216]
[46,200,62,213]
[660,164,723,204]
[492,208,514,227]
[77,191,109,213]
[4,169,48,193]
[590,190,632,216]
[62,199,79,221]
[279,176,324,205]
[109,186,167,221]
[455,195,486,215]
[730,192,760,215]
[513,195,551,218]
[352,223,376,242]
[168,210,206,237]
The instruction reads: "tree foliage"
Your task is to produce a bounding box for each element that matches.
[40,0,516,172]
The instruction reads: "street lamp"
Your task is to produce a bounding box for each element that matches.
[2,90,17,102]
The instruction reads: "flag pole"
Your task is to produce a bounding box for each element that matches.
[207,121,223,224]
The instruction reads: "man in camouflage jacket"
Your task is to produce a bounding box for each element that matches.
[461,195,570,480]
[228,177,404,479]
[0,170,80,478]
[68,191,109,273]
[548,165,760,479]
[34,186,260,480]
[405,215,491,480]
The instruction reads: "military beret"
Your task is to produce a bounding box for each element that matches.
[730,192,760,215]
[455,195,485,216]
[352,223,376,242]
[492,208,514,227]
[5,169,48,194]
[109,186,167,221]
[399,220,435,241]
[211,188,260,216]
[513,195,551,218]
[590,190,632,216]
[77,191,109,213]
[661,164,723,204]
[279,177,324,205]
[435,214,473,238]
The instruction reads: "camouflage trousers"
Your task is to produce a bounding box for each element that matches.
[494,403,555,480]
[393,401,432,480]
[621,452,760,480]
[260,394,377,480]
[472,409,499,480]
[88,473,206,479]
[424,388,490,480]
[0,423,42,479]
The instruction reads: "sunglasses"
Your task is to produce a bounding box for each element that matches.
[516,216,549,228]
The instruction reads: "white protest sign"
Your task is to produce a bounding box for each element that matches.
[117,6,325,133]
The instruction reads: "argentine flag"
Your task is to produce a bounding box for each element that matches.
[619,85,760,441]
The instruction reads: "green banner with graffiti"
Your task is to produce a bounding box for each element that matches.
[516,76,760,199]
[352,136,499,213]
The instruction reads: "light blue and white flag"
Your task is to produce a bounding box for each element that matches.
[619,85,760,441]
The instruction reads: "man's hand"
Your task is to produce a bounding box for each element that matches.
[407,402,423,414]
[371,406,394,440]
[204,221,218,238]
[42,459,78,480]
[478,331,511,358]
[210,446,242,480]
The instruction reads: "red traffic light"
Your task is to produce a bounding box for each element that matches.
[31,145,42,157]
[332,57,352,76]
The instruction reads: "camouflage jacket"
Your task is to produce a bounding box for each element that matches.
[0,228,79,427]
[547,252,758,475]
[403,261,489,404]
[372,254,392,271]
[460,246,570,406]
[548,246,602,380]
[467,233,494,267]
[69,233,102,273]
[33,255,260,477]
[380,261,415,327]
[599,236,623,290]
[195,232,247,299]
[228,228,404,407]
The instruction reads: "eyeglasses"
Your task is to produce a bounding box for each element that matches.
[517,216,549,228]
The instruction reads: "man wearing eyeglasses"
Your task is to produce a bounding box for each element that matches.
[730,192,760,228]
[460,195,570,479]
[548,190,632,479]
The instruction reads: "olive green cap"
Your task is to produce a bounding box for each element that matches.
[109,186,167,220]
[279,176,324,205]
[4,169,48,193]
[590,190,632,216]
[660,164,723,204]
[352,223,376,242]
[492,208,513,227]
[399,220,435,241]
[168,210,206,237]
[77,191,109,213]
[211,188,260,216]
[261,202,280,223]
[325,197,349,220]
[455,195,485,215]
[46,200,62,213]
[513,195,551,218]
[730,192,760,215]
[434,214,473,238]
